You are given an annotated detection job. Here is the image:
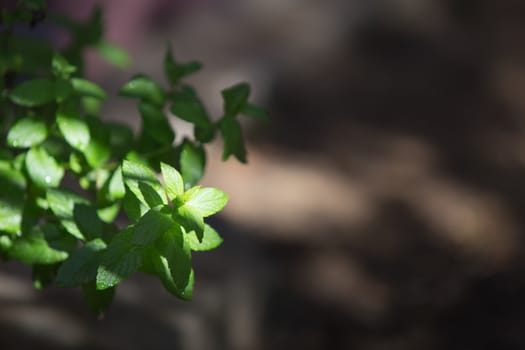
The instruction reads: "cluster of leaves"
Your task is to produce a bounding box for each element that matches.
[0,0,266,314]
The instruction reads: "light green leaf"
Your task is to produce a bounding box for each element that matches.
[186,224,223,251]
[25,146,64,188]
[222,82,250,116]
[180,141,205,189]
[0,164,24,233]
[7,117,48,148]
[108,166,125,200]
[8,227,69,265]
[96,228,142,290]
[219,117,246,163]
[71,78,107,99]
[96,40,131,69]
[119,74,165,106]
[52,52,77,78]
[47,188,89,239]
[56,239,107,287]
[160,162,184,200]
[133,206,174,246]
[184,186,228,217]
[56,111,90,151]
[138,102,174,145]
[9,79,56,107]
[122,160,166,206]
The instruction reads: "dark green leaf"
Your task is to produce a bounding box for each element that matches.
[222,82,250,116]
[122,159,166,206]
[170,93,210,127]
[219,117,246,163]
[83,117,111,168]
[73,204,103,240]
[174,205,204,241]
[164,46,202,85]
[8,227,69,264]
[240,103,268,120]
[9,79,56,107]
[55,78,73,103]
[119,74,165,106]
[26,146,64,188]
[133,206,173,246]
[122,188,145,223]
[180,141,205,189]
[138,102,174,145]
[7,117,48,148]
[56,239,107,287]
[138,181,164,208]
[47,188,89,239]
[96,228,142,290]
[71,78,107,99]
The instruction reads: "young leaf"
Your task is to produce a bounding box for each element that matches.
[122,160,166,206]
[9,79,56,107]
[138,102,175,145]
[222,82,250,116]
[133,206,174,246]
[96,229,142,290]
[71,78,107,99]
[164,46,202,85]
[183,186,228,217]
[160,162,184,200]
[180,141,205,189]
[56,111,90,151]
[56,239,107,287]
[7,117,48,148]
[25,146,64,188]
[8,227,69,265]
[186,224,223,251]
[219,117,246,163]
[119,74,165,106]
[96,40,131,69]
[52,52,77,78]
[47,188,90,240]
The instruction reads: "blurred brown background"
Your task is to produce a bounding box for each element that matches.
[3,0,525,349]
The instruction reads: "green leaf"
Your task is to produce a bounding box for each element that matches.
[164,46,202,85]
[52,52,77,78]
[240,103,268,120]
[9,79,56,107]
[133,206,174,245]
[174,205,204,241]
[0,164,25,234]
[183,186,228,217]
[222,82,250,116]
[108,166,126,200]
[73,204,103,240]
[170,93,210,127]
[8,227,68,265]
[186,224,223,251]
[56,239,107,287]
[56,110,90,151]
[160,162,184,200]
[55,78,73,103]
[219,117,246,163]
[96,228,142,290]
[47,188,90,239]
[119,74,165,106]
[122,160,166,206]
[83,117,111,168]
[138,182,164,208]
[7,117,48,148]
[138,102,174,145]
[71,78,107,99]
[180,141,205,189]
[82,282,115,315]
[25,146,64,188]
[96,40,131,69]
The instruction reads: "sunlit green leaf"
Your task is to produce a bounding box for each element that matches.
[26,146,64,188]
[180,141,205,189]
[183,186,228,217]
[56,110,90,151]
[7,117,48,148]
[186,224,223,251]
[119,74,165,106]
[160,162,184,200]
[71,78,107,99]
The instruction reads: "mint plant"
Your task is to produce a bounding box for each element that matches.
[0,0,266,314]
